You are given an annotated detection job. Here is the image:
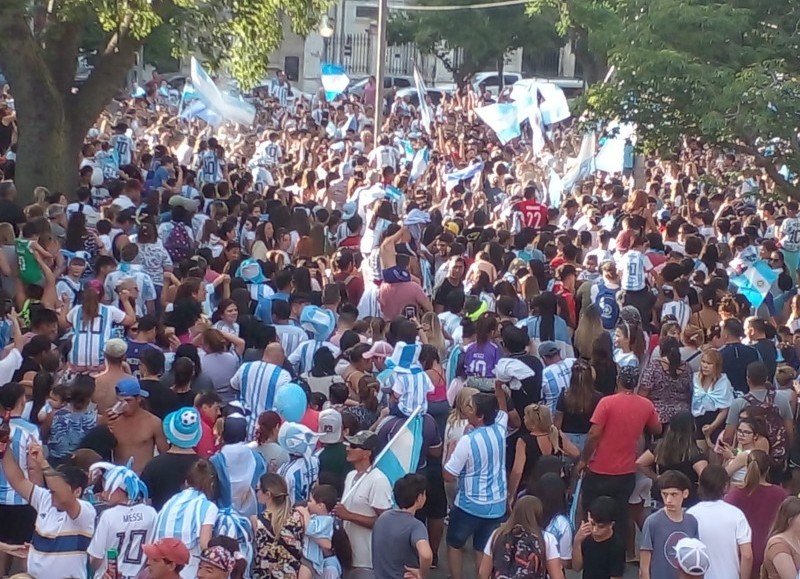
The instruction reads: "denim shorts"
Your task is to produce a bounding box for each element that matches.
[446,505,504,551]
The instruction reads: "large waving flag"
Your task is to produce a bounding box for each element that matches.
[537,82,571,125]
[475,103,521,145]
[342,406,424,503]
[730,259,778,308]
[180,99,223,126]
[444,160,485,192]
[413,65,433,134]
[191,57,255,126]
[561,131,597,191]
[321,63,350,102]
[595,122,636,174]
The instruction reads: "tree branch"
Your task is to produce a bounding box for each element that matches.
[727,141,800,200]
[42,19,81,97]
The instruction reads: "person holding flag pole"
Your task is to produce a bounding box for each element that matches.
[334,405,426,579]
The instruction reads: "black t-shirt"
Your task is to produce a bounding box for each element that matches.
[141,452,200,510]
[79,425,117,461]
[434,278,462,307]
[12,359,41,383]
[172,388,197,410]
[581,531,626,579]
[556,390,602,434]
[0,199,25,234]
[140,379,177,420]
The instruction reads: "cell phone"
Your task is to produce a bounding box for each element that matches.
[111,401,128,416]
[404,306,416,320]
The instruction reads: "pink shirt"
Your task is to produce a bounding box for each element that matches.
[378,281,428,320]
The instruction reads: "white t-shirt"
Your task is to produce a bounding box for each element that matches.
[87,503,157,578]
[27,485,96,579]
[686,500,752,579]
[482,528,560,560]
[341,468,393,568]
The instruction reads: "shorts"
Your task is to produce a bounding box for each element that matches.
[628,472,652,505]
[0,504,36,544]
[381,266,411,284]
[300,557,321,579]
[446,505,504,551]
[417,463,447,520]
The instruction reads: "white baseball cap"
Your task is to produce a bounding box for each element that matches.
[318,409,343,444]
[675,538,710,576]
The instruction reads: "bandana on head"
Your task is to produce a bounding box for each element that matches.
[90,460,149,503]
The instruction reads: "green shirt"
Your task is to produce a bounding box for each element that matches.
[15,239,42,285]
[318,442,353,496]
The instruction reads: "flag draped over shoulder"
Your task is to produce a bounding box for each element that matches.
[729,259,778,308]
[374,408,424,488]
[190,57,255,126]
[321,63,350,102]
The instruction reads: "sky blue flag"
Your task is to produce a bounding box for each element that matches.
[561,131,596,191]
[191,57,255,126]
[374,412,423,488]
[444,160,485,192]
[413,65,433,134]
[548,169,564,207]
[321,63,350,102]
[410,147,430,183]
[180,99,223,126]
[475,103,521,145]
[729,259,778,308]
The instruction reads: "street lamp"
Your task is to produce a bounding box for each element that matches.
[320,15,334,63]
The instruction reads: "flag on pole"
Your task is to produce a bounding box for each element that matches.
[190,57,255,126]
[475,103,521,145]
[413,66,433,134]
[561,131,597,191]
[729,259,778,308]
[320,63,350,102]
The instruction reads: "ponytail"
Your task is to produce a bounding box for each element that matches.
[742,449,770,494]
[548,424,562,454]
[661,337,682,379]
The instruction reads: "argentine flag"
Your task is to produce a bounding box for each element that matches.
[730,259,778,308]
[321,63,349,102]
[561,131,597,191]
[413,65,433,134]
[475,103,521,145]
[191,57,255,126]
[374,407,424,487]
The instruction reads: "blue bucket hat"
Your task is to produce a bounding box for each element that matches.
[163,407,202,448]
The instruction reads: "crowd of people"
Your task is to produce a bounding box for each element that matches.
[1,67,800,579]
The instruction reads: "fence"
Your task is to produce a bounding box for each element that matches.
[325,33,424,77]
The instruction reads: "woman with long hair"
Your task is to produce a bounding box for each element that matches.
[691,349,733,448]
[250,411,290,472]
[477,495,566,579]
[636,411,708,507]
[725,450,789,575]
[762,496,800,579]
[508,404,579,500]
[462,313,501,390]
[680,325,704,372]
[421,312,448,360]
[154,459,219,579]
[719,414,771,486]
[554,359,602,452]
[345,375,382,431]
[519,292,574,358]
[573,304,605,360]
[638,336,693,425]
[527,472,573,568]
[64,211,101,273]
[251,220,277,261]
[63,283,136,372]
[419,344,449,437]
[253,473,306,579]
[443,387,477,506]
[613,320,646,368]
[197,328,241,402]
[590,332,618,396]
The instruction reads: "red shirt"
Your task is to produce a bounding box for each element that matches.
[588,393,659,475]
[194,413,219,459]
[553,284,576,327]
[517,199,548,229]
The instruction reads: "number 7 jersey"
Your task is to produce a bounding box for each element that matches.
[87,503,157,579]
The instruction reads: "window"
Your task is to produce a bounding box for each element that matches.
[284,57,300,81]
[355,6,378,18]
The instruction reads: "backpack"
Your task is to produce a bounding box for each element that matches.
[164,222,194,263]
[594,282,620,330]
[491,525,548,579]
[743,390,788,467]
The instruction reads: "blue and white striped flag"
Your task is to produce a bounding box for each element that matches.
[475,102,521,145]
[374,408,424,487]
[413,65,433,134]
[321,63,350,102]
[561,131,596,191]
[444,160,485,192]
[191,57,255,126]
[730,259,778,308]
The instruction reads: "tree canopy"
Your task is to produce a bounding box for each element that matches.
[528,0,800,197]
[0,0,329,198]
[388,0,562,81]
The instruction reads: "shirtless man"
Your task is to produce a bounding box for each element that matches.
[106,376,168,474]
[92,338,132,414]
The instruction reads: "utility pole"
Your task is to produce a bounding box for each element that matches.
[373,0,388,143]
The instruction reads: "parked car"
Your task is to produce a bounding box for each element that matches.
[347,75,413,98]
[513,77,586,100]
[470,71,524,96]
[394,86,452,107]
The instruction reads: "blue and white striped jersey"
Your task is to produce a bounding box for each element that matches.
[230,361,292,438]
[278,455,320,506]
[0,417,40,505]
[444,411,508,519]
[619,250,647,291]
[275,324,308,359]
[154,489,218,579]
[542,358,576,415]
[67,304,127,367]
[288,341,341,375]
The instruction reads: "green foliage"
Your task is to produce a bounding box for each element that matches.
[388,0,562,80]
[530,0,800,196]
